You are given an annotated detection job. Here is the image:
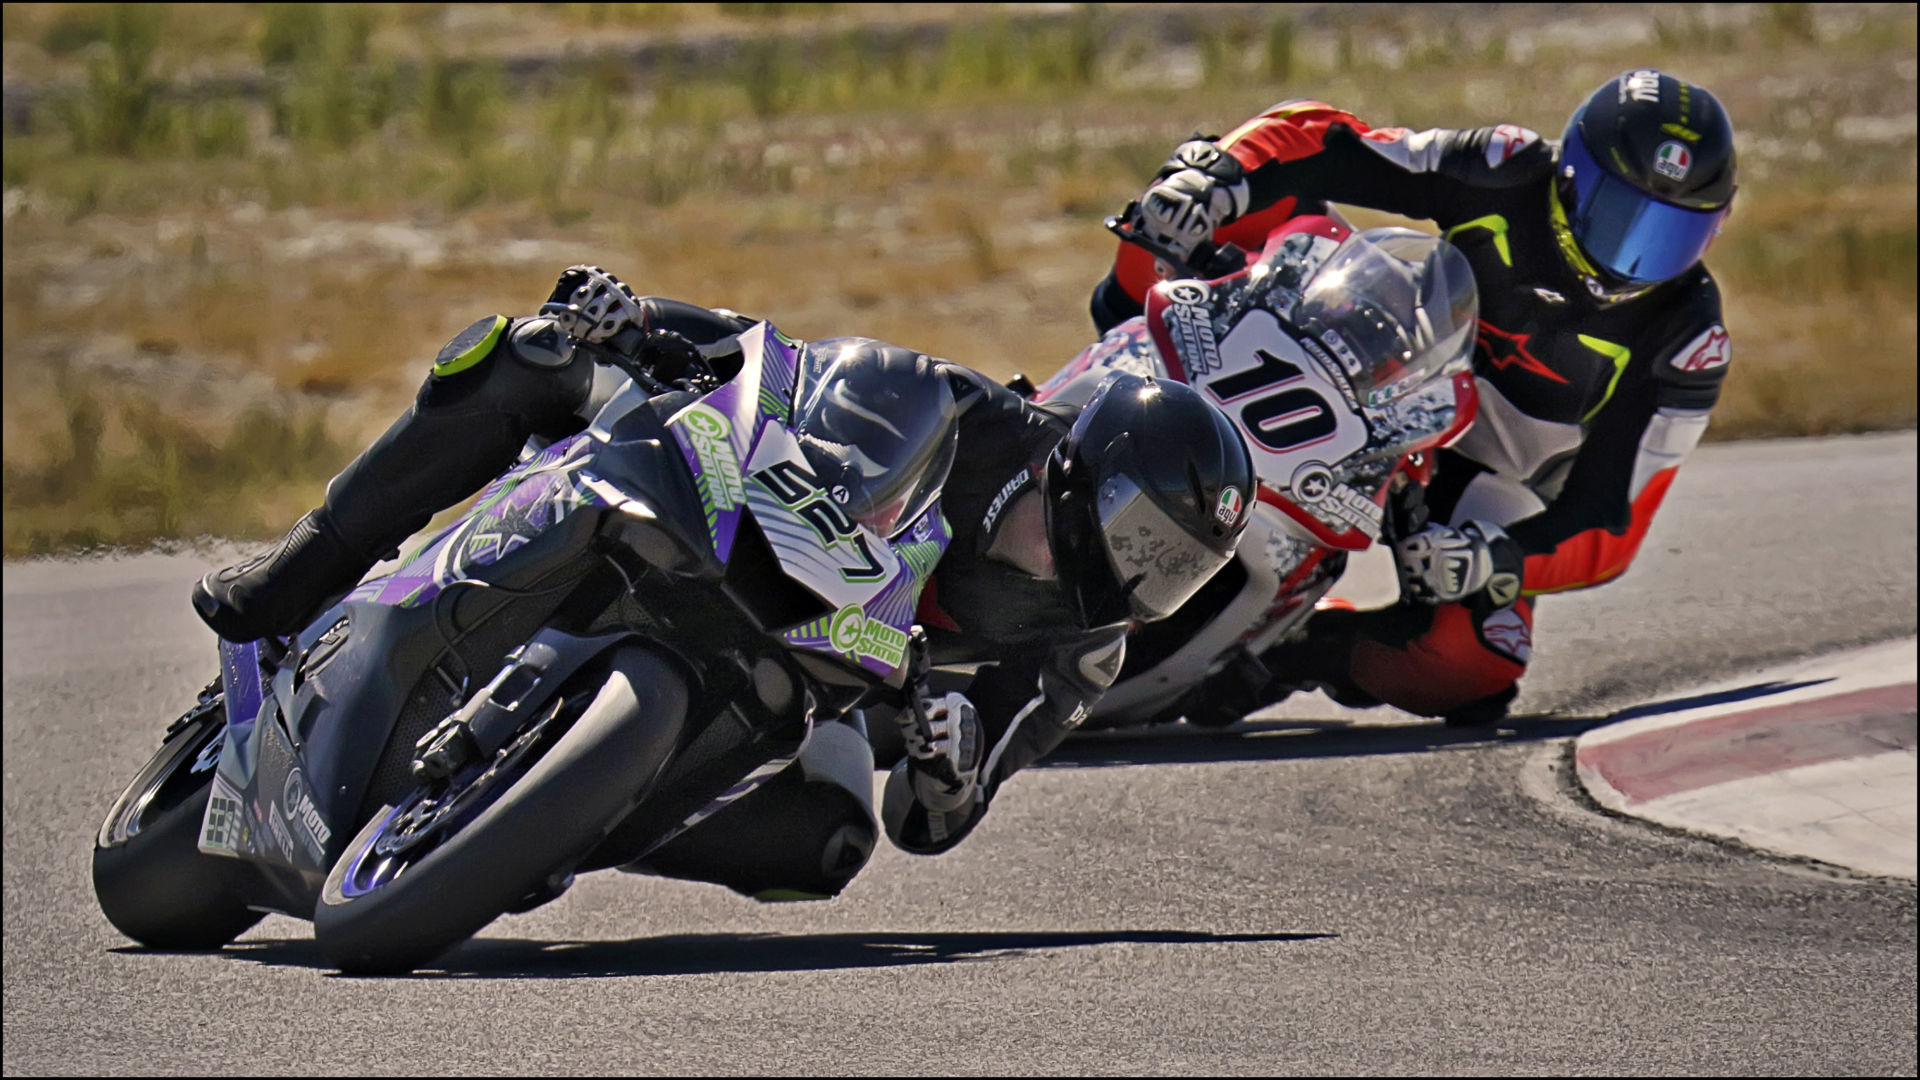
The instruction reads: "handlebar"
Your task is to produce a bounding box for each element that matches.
[1104,205,1250,282]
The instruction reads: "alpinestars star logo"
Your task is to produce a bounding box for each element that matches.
[1672,325,1731,372]
[1476,320,1568,385]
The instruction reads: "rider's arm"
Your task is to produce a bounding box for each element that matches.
[1503,277,1731,595]
[969,625,1128,789]
[1093,100,1550,332]
[633,297,758,345]
[884,624,1127,856]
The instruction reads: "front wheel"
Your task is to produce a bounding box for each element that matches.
[314,646,687,974]
[92,692,264,950]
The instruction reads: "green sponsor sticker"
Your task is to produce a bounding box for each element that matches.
[677,405,747,510]
[856,618,908,669]
[826,604,908,668]
[829,605,865,654]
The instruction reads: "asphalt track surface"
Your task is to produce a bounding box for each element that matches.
[5,432,1916,1075]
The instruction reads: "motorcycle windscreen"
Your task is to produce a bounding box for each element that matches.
[794,340,959,538]
[1288,230,1476,407]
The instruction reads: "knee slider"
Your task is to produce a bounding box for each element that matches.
[431,315,510,378]
[422,315,590,432]
[430,314,577,378]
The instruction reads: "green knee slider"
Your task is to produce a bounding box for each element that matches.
[432,314,509,377]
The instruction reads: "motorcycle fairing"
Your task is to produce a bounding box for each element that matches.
[1142,278,1473,551]
[665,322,799,562]
[202,635,331,879]
[344,435,607,610]
[198,439,627,878]
[668,321,953,677]
[1036,319,1164,399]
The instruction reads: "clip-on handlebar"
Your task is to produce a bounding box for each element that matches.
[1104,204,1250,282]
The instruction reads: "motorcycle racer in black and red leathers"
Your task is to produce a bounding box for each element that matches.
[1093,70,1737,723]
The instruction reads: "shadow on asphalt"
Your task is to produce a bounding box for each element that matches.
[1041,715,1604,769]
[1042,678,1838,770]
[200,928,1334,979]
[1601,678,1833,722]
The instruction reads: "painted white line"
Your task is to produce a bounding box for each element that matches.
[1576,637,1917,879]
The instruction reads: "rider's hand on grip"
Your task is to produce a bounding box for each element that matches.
[543,265,647,347]
[1128,139,1250,261]
[1393,520,1524,608]
[896,690,982,814]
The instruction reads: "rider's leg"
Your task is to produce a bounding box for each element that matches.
[1256,597,1534,723]
[1249,451,1540,724]
[628,717,879,900]
[193,315,592,641]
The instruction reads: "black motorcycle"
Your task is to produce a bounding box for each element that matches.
[94,321,958,973]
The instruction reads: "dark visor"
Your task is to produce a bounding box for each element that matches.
[1562,128,1726,285]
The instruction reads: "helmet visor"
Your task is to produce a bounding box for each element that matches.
[1561,127,1727,285]
[1096,472,1233,621]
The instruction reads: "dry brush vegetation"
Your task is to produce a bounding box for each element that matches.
[2,2,1914,555]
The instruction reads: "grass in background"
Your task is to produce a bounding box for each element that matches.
[2,367,347,555]
[3,2,1915,555]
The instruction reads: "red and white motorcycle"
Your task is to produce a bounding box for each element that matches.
[1033,214,1480,728]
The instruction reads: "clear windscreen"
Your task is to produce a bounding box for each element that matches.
[1288,229,1477,406]
[794,340,959,538]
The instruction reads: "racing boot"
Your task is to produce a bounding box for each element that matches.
[192,314,591,642]
[1440,683,1519,727]
[192,508,376,642]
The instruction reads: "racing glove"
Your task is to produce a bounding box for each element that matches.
[1393,520,1524,608]
[1127,138,1251,262]
[894,690,982,813]
[881,690,987,855]
[543,265,648,347]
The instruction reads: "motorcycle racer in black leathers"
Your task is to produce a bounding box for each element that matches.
[1093,70,1737,724]
[193,267,1255,896]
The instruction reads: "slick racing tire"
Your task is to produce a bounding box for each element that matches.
[92,701,265,951]
[315,646,687,975]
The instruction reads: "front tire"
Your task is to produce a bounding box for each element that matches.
[92,698,264,950]
[315,646,687,974]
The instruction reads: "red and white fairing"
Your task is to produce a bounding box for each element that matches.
[1036,217,1477,725]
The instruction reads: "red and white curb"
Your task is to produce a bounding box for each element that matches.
[1576,637,1917,879]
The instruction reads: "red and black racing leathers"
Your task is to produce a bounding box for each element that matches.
[1093,101,1732,716]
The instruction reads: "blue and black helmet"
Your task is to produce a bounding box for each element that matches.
[1554,70,1736,292]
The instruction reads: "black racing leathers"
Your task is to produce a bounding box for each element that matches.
[1095,101,1733,595]
[914,363,1128,800]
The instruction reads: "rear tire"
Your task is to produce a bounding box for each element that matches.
[315,646,686,974]
[92,702,264,950]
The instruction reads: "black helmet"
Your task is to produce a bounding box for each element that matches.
[794,339,959,538]
[1554,70,1736,296]
[1042,373,1255,626]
